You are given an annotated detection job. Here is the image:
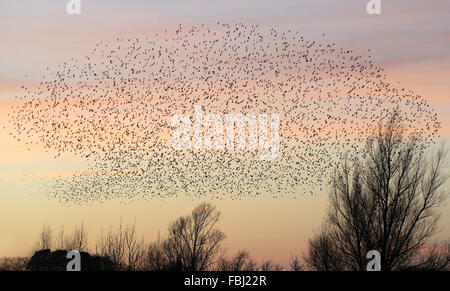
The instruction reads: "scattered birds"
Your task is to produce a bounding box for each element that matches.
[9,23,441,204]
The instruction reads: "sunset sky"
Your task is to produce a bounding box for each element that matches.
[0,0,449,266]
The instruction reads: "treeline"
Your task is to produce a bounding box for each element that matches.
[22,203,301,271]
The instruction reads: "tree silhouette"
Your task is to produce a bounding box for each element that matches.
[305,115,449,271]
[217,250,289,271]
[217,250,257,271]
[34,222,88,254]
[147,203,225,271]
[95,220,146,270]
[37,223,53,251]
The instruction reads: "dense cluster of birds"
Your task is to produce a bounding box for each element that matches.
[9,23,440,204]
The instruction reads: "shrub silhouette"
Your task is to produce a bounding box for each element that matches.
[27,249,116,271]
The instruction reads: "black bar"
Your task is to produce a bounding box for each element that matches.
[0,271,446,290]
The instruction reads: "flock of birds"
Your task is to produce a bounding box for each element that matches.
[9,23,440,204]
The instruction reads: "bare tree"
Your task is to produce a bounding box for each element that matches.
[289,255,303,271]
[217,250,258,271]
[124,221,146,270]
[217,250,287,271]
[95,220,147,270]
[304,228,348,271]
[37,223,53,250]
[145,241,172,271]
[71,222,88,252]
[305,115,449,271]
[147,203,225,271]
[51,223,88,252]
[260,260,283,271]
[96,222,126,270]
[402,241,450,271]
[56,225,66,250]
